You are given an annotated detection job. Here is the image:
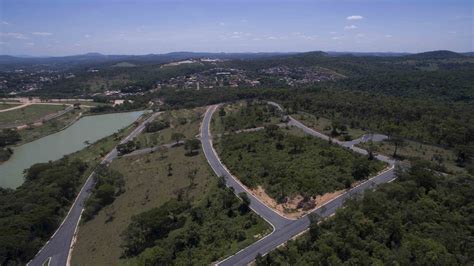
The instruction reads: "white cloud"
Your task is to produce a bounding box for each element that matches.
[332,36,344,40]
[356,33,365,38]
[330,31,337,35]
[344,25,358,30]
[84,34,92,38]
[0,32,28,39]
[347,15,364,20]
[218,22,225,26]
[230,31,244,39]
[267,36,277,40]
[293,32,318,40]
[26,42,35,46]
[32,32,53,36]
[1,21,9,25]
[240,19,248,23]
[385,34,393,38]
[0,41,6,45]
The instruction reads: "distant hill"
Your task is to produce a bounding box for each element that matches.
[327,51,411,57]
[0,52,296,71]
[406,50,466,59]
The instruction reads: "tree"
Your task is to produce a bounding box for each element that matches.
[187,169,197,188]
[384,124,405,157]
[352,158,371,180]
[145,120,169,133]
[171,132,185,144]
[184,139,201,155]
[238,192,251,214]
[117,140,137,155]
[167,163,173,176]
[219,107,226,117]
[288,136,304,153]
[308,214,321,241]
[0,128,21,147]
[264,124,279,138]
[389,136,405,158]
[159,146,168,160]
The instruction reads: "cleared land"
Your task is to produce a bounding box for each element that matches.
[0,104,66,126]
[136,107,206,147]
[217,127,386,216]
[71,145,270,265]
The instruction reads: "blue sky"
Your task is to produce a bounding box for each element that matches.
[0,0,472,56]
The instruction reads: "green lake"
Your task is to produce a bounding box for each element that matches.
[0,111,144,188]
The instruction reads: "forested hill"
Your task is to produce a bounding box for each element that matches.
[224,50,474,102]
[257,163,474,265]
[3,49,473,103]
[405,50,466,59]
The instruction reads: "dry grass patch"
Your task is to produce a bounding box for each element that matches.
[70,146,213,265]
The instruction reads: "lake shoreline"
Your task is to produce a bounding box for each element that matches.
[0,111,145,189]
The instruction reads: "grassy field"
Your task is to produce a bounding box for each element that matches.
[218,126,386,209]
[136,107,206,147]
[16,110,80,145]
[292,112,367,141]
[358,139,464,173]
[0,104,66,126]
[0,103,21,110]
[71,145,270,265]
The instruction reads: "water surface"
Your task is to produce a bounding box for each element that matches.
[0,111,143,188]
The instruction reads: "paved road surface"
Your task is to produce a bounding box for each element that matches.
[27,112,160,266]
[201,104,397,265]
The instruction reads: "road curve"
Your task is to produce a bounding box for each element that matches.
[27,111,160,266]
[201,103,397,265]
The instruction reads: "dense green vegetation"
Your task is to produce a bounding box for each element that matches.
[218,102,281,132]
[83,166,125,221]
[257,163,474,265]
[121,179,270,264]
[145,120,170,133]
[0,147,13,162]
[0,128,21,162]
[219,127,385,201]
[89,98,150,113]
[157,84,472,174]
[269,88,474,172]
[0,158,88,264]
[1,51,473,264]
[184,138,201,156]
[0,128,21,147]
[117,140,139,155]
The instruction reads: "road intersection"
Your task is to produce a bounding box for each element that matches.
[28,101,397,266]
[201,103,397,265]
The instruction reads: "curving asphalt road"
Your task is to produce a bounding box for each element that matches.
[27,111,160,266]
[201,103,397,265]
